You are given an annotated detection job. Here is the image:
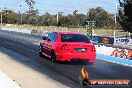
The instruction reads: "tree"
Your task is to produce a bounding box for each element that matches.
[88,7,115,29]
[73,10,78,15]
[25,9,39,16]
[2,10,17,24]
[24,9,39,25]
[25,0,35,10]
[118,0,132,32]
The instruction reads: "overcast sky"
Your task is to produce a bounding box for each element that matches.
[0,0,118,15]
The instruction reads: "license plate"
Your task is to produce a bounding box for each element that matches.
[74,48,87,52]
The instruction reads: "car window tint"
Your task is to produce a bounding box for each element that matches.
[52,32,58,42]
[61,34,90,43]
[48,32,58,42]
[48,33,52,41]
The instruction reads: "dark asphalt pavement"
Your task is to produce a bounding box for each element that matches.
[0,30,132,88]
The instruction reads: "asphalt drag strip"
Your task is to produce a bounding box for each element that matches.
[0,46,79,88]
[0,31,132,88]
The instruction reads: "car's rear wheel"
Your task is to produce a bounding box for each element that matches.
[51,51,56,63]
[39,45,43,57]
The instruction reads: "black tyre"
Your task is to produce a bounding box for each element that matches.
[39,45,43,57]
[51,51,56,63]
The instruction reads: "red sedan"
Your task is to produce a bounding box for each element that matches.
[39,32,96,63]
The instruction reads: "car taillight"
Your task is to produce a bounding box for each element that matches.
[92,45,96,51]
[61,44,68,50]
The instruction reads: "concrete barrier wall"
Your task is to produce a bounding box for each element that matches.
[95,45,132,60]
[95,45,132,66]
[2,27,32,34]
[96,54,132,66]
[2,27,44,36]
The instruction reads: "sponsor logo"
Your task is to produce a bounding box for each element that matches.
[102,37,109,44]
[79,66,130,87]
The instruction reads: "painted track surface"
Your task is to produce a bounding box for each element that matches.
[0,30,132,88]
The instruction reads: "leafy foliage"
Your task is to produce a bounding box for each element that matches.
[118,0,132,32]
[88,7,115,29]
[25,0,35,10]
[1,7,119,29]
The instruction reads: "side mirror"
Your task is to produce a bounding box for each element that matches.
[43,36,47,40]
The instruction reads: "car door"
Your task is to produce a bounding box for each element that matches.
[47,32,58,57]
[42,33,51,56]
[41,39,49,55]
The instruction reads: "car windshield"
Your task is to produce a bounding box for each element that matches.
[61,34,90,43]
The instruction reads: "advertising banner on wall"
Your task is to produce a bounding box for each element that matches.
[98,37,114,44]
[92,36,114,44]
[114,38,132,47]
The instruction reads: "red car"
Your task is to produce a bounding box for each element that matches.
[39,32,96,63]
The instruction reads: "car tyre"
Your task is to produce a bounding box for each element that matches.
[51,51,56,63]
[39,45,43,57]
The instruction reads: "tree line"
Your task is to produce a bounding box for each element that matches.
[1,0,131,33]
[1,7,118,29]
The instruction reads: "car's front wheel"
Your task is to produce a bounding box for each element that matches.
[39,45,43,57]
[51,51,56,63]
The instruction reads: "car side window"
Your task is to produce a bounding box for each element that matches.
[48,32,58,42]
[48,33,52,41]
[52,32,58,42]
